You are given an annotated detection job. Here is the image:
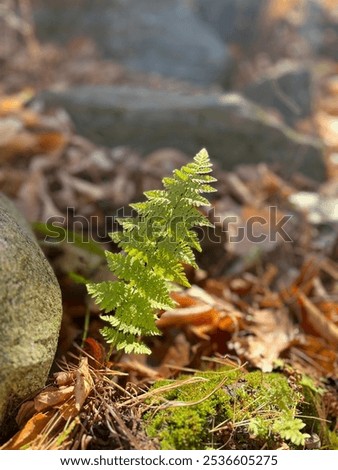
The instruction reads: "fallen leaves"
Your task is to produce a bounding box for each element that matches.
[0,89,34,116]
[297,292,338,348]
[153,254,338,377]
[0,91,67,163]
[0,88,168,229]
[2,357,94,450]
[34,386,74,412]
[1,412,53,451]
[231,308,296,372]
[290,335,338,377]
[158,287,243,348]
[159,288,242,334]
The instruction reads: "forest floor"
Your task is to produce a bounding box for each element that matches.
[0,4,338,450]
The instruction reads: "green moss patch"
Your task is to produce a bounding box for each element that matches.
[144,368,325,450]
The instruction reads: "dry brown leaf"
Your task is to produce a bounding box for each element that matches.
[0,130,40,161]
[60,357,94,420]
[170,291,198,307]
[0,90,34,116]
[16,401,36,428]
[185,285,220,306]
[84,337,106,368]
[281,259,320,302]
[54,370,76,387]
[34,386,75,412]
[35,131,67,154]
[159,284,242,336]
[203,278,229,298]
[231,308,296,372]
[290,335,338,377]
[1,412,52,450]
[2,358,96,449]
[74,357,94,411]
[157,305,220,329]
[298,292,338,347]
[316,301,338,323]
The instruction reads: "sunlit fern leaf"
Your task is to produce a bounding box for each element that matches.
[87,149,216,354]
[272,414,310,447]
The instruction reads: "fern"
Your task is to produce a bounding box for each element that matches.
[272,414,310,447]
[249,413,310,447]
[87,149,216,354]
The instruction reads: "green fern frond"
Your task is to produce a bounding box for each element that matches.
[100,327,152,354]
[272,414,310,447]
[87,148,216,354]
[87,281,130,312]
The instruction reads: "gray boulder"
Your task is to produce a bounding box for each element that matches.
[243,61,312,126]
[0,194,62,438]
[41,86,325,180]
[32,0,232,86]
[191,0,265,46]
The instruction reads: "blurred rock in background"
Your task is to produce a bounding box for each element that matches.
[41,86,325,181]
[242,61,312,126]
[32,0,233,87]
